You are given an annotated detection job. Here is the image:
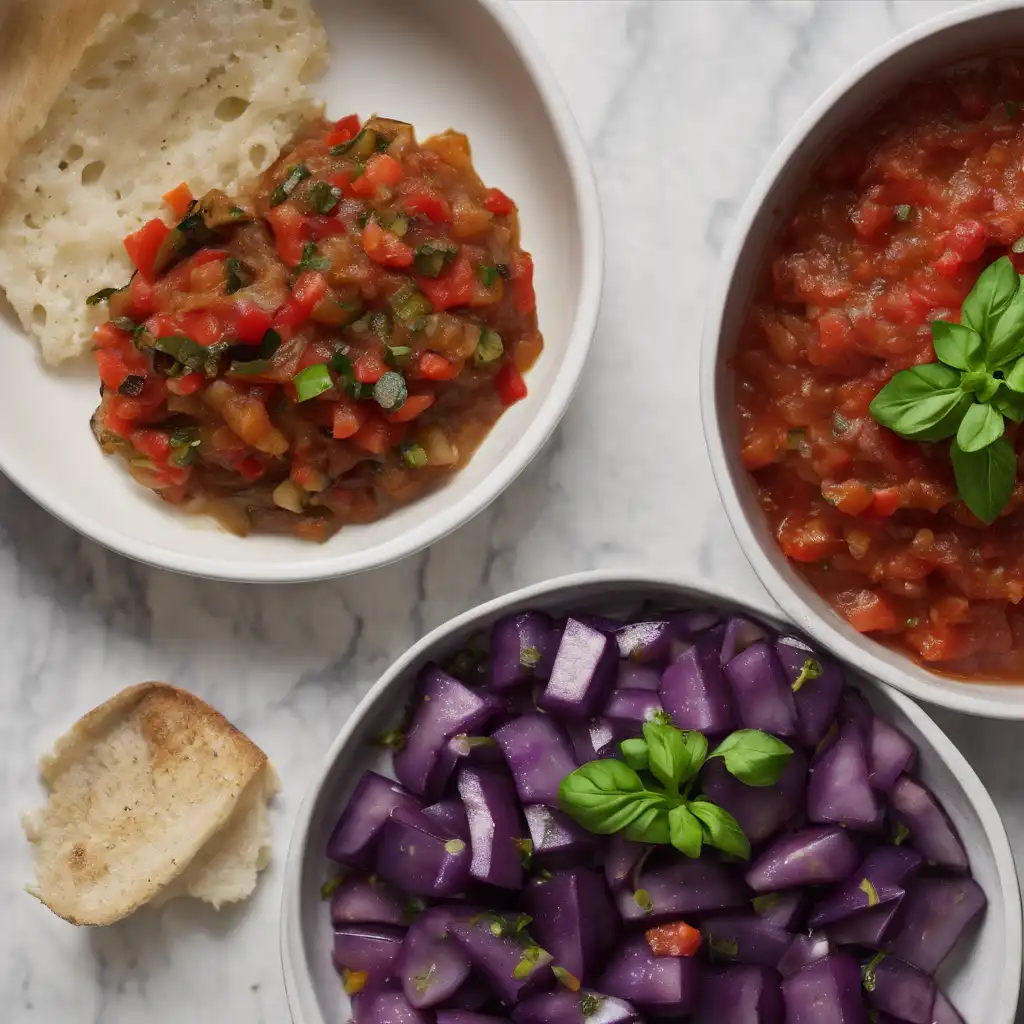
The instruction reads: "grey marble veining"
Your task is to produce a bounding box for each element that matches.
[2,2,1019,1021]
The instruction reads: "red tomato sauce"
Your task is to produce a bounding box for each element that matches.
[91,115,541,542]
[734,58,1024,679]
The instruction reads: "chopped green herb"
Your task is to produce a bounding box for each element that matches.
[388,212,410,237]
[168,426,201,467]
[229,205,247,218]
[296,241,330,273]
[832,411,852,436]
[1013,236,1024,255]
[319,876,344,900]
[579,994,605,1018]
[444,838,466,855]
[551,966,580,992]
[112,316,139,333]
[391,285,433,322]
[537,869,553,882]
[86,287,118,306]
[413,963,436,994]
[270,164,310,207]
[224,257,253,295]
[894,820,911,846]
[633,889,654,914]
[413,239,458,278]
[147,334,226,377]
[307,180,342,215]
[330,128,376,158]
[375,132,393,153]
[372,370,407,412]
[708,935,740,960]
[862,951,886,993]
[372,726,406,752]
[403,896,427,923]
[520,645,541,669]
[293,363,333,402]
[473,328,503,368]
[512,945,545,980]
[477,263,498,287]
[385,345,412,369]
[513,837,533,869]
[751,893,781,915]
[791,657,822,693]
[117,374,145,397]
[229,329,283,376]
[859,877,880,907]
[399,443,428,469]
[894,204,913,222]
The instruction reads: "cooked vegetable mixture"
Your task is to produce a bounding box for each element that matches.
[89,114,542,541]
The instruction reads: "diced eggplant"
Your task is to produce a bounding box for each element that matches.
[777,932,832,978]
[702,914,792,968]
[721,616,769,664]
[395,666,502,797]
[332,924,406,985]
[603,688,664,738]
[752,890,806,931]
[614,620,672,664]
[745,826,860,892]
[511,989,641,1024]
[359,990,432,1024]
[331,874,406,927]
[827,901,903,949]
[781,953,866,1023]
[436,1014,510,1024]
[866,955,936,1024]
[424,798,470,838]
[885,876,986,973]
[376,806,472,898]
[599,932,702,1016]
[931,989,966,1024]
[617,853,749,924]
[694,965,784,1024]
[724,640,798,736]
[327,771,422,868]
[458,764,528,890]
[774,637,844,749]
[868,717,916,793]
[538,619,618,718]
[448,909,555,1003]
[807,723,881,831]
[700,748,807,844]
[400,907,472,1008]
[490,612,556,691]
[615,662,662,691]
[493,714,579,806]
[659,635,736,733]
[566,717,618,763]
[442,973,492,1011]
[522,868,617,979]
[603,835,650,893]
[888,776,968,872]
[431,735,506,802]
[668,608,722,639]
[807,846,921,929]
[524,804,600,870]
[838,687,873,741]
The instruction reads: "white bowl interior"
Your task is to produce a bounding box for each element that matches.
[702,2,1024,717]
[0,0,598,581]
[281,573,1021,1024]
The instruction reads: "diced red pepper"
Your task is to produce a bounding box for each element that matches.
[123,218,171,282]
[325,113,361,148]
[190,249,229,267]
[868,486,901,518]
[308,215,347,241]
[352,414,392,454]
[386,392,435,423]
[417,352,463,381]
[103,407,134,438]
[645,922,702,958]
[512,251,536,314]
[332,402,366,439]
[416,255,474,310]
[92,322,128,350]
[94,349,131,390]
[354,350,386,384]
[167,372,204,396]
[361,221,414,268]
[265,203,308,266]
[483,187,515,216]
[227,299,274,344]
[349,153,404,198]
[842,590,900,633]
[131,429,171,464]
[494,359,528,406]
[126,274,157,318]
[180,310,223,347]
[399,182,452,223]
[145,312,185,339]
[162,181,194,219]
[273,271,328,333]
[236,455,265,480]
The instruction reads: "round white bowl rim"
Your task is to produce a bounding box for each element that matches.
[279,568,1023,1024]
[0,0,603,584]
[700,0,1024,718]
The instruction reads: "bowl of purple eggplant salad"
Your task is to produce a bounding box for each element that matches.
[280,572,1021,1024]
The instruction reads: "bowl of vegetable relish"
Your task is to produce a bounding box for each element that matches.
[703,1,1024,716]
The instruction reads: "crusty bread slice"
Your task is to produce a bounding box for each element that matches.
[0,0,329,364]
[23,682,270,925]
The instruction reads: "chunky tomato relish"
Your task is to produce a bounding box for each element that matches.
[734,58,1024,678]
[90,114,541,541]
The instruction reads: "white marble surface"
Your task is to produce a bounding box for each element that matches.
[2,1,1020,1021]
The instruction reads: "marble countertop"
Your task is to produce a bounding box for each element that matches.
[2,1,1019,1021]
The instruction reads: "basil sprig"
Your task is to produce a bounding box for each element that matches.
[557,715,792,862]
[869,256,1024,522]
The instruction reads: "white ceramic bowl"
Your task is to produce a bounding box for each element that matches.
[701,0,1024,718]
[280,570,1022,1024]
[0,0,601,582]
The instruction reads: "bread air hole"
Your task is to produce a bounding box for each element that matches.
[125,12,156,33]
[249,144,267,169]
[84,77,109,91]
[32,305,47,326]
[215,97,249,122]
[81,161,105,185]
[65,144,84,163]
[281,7,297,21]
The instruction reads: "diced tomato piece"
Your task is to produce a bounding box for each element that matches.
[94,349,130,390]
[103,407,134,438]
[354,350,386,384]
[227,299,274,344]
[645,922,702,958]
[841,590,900,633]
[948,219,986,261]
[353,414,392,454]
[417,352,463,381]
[167,372,204,396]
[511,251,536,314]
[308,215,347,240]
[131,429,171,463]
[399,182,452,223]
[868,486,901,518]
[905,622,971,663]
[416,256,474,310]
[109,395,145,421]
[325,114,361,147]
[386,392,435,423]
[266,203,309,266]
[821,479,874,516]
[190,249,229,268]
[162,181,194,219]
[273,271,329,332]
[349,154,404,197]
[92,322,128,350]
[494,360,528,406]
[181,310,223,347]
[332,402,366,439]
[123,218,171,282]
[127,274,157,318]
[361,221,414,268]
[145,312,184,339]
[483,187,515,216]
[236,455,265,480]
[933,248,962,279]
[777,517,841,563]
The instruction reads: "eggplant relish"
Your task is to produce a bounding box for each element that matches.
[89,114,542,541]
[323,605,983,1023]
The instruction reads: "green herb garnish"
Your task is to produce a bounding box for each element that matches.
[791,657,822,693]
[520,645,541,669]
[293,363,333,402]
[862,952,887,993]
[295,241,330,273]
[270,164,310,207]
[117,374,145,397]
[224,257,253,295]
[894,204,913,222]
[473,328,503,367]
[477,263,498,287]
[372,370,407,412]
[307,180,342,215]
[859,877,880,907]
[319,876,344,900]
[399,443,428,469]
[580,994,605,1018]
[413,239,458,278]
[512,945,546,980]
[86,287,118,306]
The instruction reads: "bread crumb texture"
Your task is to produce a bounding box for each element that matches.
[0,0,328,364]
[23,682,270,925]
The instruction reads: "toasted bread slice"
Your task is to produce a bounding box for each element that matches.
[23,682,269,925]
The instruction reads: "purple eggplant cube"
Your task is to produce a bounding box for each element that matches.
[614,620,672,664]
[511,990,640,1024]
[724,640,798,736]
[701,914,792,969]
[538,619,618,718]
[617,854,749,924]
[603,688,664,739]
[807,722,881,831]
[867,717,916,793]
[566,717,618,763]
[490,613,556,691]
[807,846,921,929]
[332,924,406,985]
[399,907,472,1009]
[493,714,579,806]
[524,804,599,870]
[745,826,860,892]
[889,775,968,872]
[376,806,472,898]
[694,965,784,1024]
[359,990,433,1024]
[774,637,843,749]
[659,636,736,733]
[867,955,936,1024]
[781,953,866,1023]
[599,932,703,1016]
[331,873,406,927]
[326,770,422,868]
[457,764,528,890]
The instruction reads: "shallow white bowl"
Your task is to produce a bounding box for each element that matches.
[0,0,601,582]
[280,570,1022,1024]
[701,0,1024,718]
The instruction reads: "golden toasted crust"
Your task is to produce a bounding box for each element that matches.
[0,0,140,188]
[25,682,268,926]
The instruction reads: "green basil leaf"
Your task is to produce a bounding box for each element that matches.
[688,799,751,861]
[558,760,660,835]
[962,255,1019,338]
[950,436,1017,524]
[668,804,703,859]
[680,730,709,778]
[993,386,1024,424]
[868,364,966,439]
[1007,356,1024,393]
[710,729,794,787]
[619,738,649,773]
[621,803,672,845]
[955,401,1004,453]
[985,277,1024,368]
[931,320,983,371]
[642,721,691,792]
